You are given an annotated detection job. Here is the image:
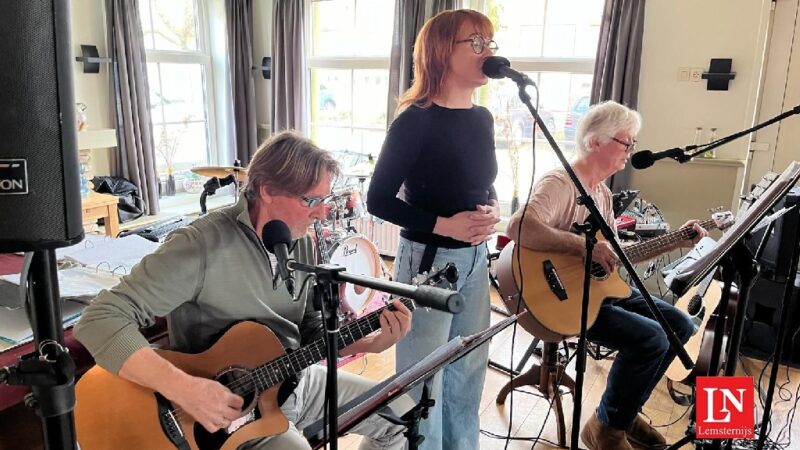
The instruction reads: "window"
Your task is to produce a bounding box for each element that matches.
[308,0,394,158]
[471,0,604,213]
[139,0,216,189]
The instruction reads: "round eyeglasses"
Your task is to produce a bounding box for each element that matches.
[454,35,498,54]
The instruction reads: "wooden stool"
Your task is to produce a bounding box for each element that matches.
[492,239,577,448]
[495,340,575,447]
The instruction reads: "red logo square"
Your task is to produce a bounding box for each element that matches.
[696,376,754,439]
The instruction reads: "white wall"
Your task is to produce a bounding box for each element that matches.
[748,0,800,189]
[631,0,772,227]
[70,0,114,177]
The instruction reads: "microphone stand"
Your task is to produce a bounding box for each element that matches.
[199,174,236,215]
[285,261,464,450]
[671,104,800,162]
[510,81,694,450]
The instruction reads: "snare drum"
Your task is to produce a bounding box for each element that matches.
[327,235,381,316]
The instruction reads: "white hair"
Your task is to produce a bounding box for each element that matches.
[575,101,642,157]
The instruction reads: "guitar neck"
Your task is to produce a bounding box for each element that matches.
[251,297,416,392]
[624,219,717,262]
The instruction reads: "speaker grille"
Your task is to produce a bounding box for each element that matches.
[0,0,83,251]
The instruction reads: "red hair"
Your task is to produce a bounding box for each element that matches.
[396,9,494,113]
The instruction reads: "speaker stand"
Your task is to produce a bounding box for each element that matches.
[0,250,78,449]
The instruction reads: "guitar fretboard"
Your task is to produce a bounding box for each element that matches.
[250,297,416,392]
[624,219,717,262]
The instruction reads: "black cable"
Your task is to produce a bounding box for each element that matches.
[503,81,540,450]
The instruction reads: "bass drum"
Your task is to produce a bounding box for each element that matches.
[327,235,381,317]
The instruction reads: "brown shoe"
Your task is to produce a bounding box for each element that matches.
[580,413,634,450]
[626,414,666,448]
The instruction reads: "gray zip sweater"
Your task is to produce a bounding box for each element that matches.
[74,197,321,374]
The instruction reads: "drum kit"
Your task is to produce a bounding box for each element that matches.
[313,154,391,321]
[190,153,387,321]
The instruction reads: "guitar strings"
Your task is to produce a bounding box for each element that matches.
[167,299,409,426]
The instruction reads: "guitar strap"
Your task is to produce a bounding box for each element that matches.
[417,245,438,275]
[277,375,299,406]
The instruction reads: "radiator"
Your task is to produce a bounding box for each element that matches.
[354,217,400,258]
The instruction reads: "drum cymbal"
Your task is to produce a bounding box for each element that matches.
[191,166,248,181]
[344,160,376,178]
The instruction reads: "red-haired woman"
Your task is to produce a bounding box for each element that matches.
[368,9,500,450]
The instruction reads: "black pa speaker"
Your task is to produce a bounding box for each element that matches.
[747,186,800,281]
[0,0,84,252]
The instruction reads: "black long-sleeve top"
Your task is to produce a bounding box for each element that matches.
[367,103,498,248]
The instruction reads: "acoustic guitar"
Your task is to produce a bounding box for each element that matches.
[74,268,453,450]
[496,212,733,340]
[665,271,722,383]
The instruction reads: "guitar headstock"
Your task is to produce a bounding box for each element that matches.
[711,210,735,231]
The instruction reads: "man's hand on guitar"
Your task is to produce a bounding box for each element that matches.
[175,376,244,433]
[339,299,412,356]
[593,240,619,274]
[678,219,709,247]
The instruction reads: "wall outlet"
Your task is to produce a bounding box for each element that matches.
[678,67,690,81]
[689,68,703,82]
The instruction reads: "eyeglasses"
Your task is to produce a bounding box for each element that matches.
[610,136,637,152]
[454,35,498,54]
[299,193,333,208]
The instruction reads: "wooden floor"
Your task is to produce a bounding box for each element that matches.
[337,290,800,450]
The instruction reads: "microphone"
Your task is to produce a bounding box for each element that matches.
[414,285,464,314]
[630,147,689,169]
[261,220,295,296]
[482,56,534,86]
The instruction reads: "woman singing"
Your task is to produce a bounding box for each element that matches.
[367,9,500,450]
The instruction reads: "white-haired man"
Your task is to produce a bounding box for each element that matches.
[508,101,703,450]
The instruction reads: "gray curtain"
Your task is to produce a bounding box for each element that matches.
[591,0,646,192]
[272,0,308,134]
[226,0,258,164]
[386,0,457,124]
[107,0,159,215]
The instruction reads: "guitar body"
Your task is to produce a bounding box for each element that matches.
[665,281,722,383]
[497,242,632,339]
[75,321,290,450]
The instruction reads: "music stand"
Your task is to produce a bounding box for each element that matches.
[304,313,522,449]
[667,161,800,450]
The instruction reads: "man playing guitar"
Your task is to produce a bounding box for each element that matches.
[507,101,704,450]
[74,131,413,450]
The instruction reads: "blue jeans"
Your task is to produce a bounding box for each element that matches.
[394,237,490,450]
[587,289,695,430]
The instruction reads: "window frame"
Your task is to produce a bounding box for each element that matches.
[141,0,221,168]
[306,0,393,150]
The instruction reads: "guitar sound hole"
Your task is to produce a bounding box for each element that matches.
[215,366,258,409]
[589,261,608,280]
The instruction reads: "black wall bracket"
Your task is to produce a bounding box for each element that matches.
[702,58,736,91]
[252,56,271,80]
[74,45,112,74]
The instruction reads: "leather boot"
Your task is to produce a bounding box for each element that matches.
[627,414,666,448]
[580,412,634,450]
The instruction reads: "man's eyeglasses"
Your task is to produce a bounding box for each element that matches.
[299,193,333,208]
[610,136,637,152]
[454,35,498,54]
